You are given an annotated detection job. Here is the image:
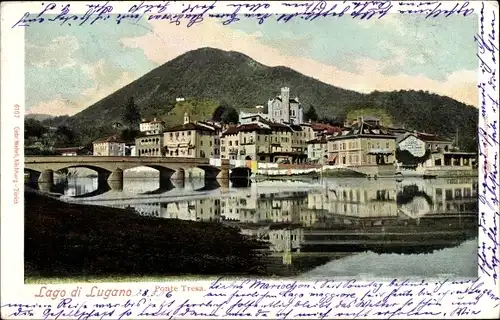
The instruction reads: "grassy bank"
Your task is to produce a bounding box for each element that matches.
[24,191,268,280]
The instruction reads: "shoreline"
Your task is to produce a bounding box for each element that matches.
[24,189,270,280]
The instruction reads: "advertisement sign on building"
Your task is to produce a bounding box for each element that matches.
[398,135,426,157]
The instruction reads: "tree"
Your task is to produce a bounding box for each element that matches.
[120,128,141,142]
[304,105,319,122]
[222,107,239,124]
[212,104,228,122]
[55,126,75,145]
[25,119,48,138]
[123,97,141,129]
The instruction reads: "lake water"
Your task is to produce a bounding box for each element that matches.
[40,175,479,278]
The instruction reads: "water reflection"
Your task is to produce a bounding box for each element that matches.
[47,176,478,277]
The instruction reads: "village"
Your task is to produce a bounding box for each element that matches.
[58,87,477,176]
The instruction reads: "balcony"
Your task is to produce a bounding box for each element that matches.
[239,149,246,155]
[228,147,238,155]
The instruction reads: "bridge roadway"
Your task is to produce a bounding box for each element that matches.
[24,156,235,191]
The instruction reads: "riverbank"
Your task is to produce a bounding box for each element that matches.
[24,190,268,280]
[256,169,366,179]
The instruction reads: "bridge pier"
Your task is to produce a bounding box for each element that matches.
[216,159,230,180]
[172,169,185,181]
[219,178,229,191]
[38,170,54,184]
[38,183,54,193]
[108,169,124,191]
[217,167,230,180]
[170,169,186,189]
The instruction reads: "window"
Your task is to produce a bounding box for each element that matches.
[445,189,453,200]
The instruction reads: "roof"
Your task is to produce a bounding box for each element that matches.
[289,124,303,131]
[310,123,342,134]
[93,136,126,144]
[329,121,395,141]
[198,120,222,129]
[55,146,89,152]
[363,116,380,122]
[307,136,329,144]
[164,122,217,133]
[221,118,296,137]
[141,118,166,124]
[240,113,268,120]
[275,96,300,104]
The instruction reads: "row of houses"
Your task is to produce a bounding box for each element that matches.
[87,113,475,170]
[73,87,474,169]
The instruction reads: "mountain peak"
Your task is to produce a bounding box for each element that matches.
[68,48,477,151]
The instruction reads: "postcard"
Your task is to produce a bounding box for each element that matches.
[1,1,499,319]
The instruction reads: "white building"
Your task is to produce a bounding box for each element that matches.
[238,87,304,125]
[92,136,126,156]
[267,87,303,125]
[140,118,166,135]
[55,146,91,156]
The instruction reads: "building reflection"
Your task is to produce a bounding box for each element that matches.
[64,177,98,197]
[108,178,477,258]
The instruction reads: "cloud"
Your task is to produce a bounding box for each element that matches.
[121,18,478,106]
[26,35,79,69]
[28,57,136,116]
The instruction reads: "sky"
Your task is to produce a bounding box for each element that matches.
[25,12,478,116]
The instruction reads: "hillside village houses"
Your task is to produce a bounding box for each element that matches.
[89,87,475,170]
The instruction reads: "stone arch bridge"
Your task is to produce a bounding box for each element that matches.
[25,156,231,191]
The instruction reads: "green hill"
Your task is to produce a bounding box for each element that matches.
[44,47,478,151]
